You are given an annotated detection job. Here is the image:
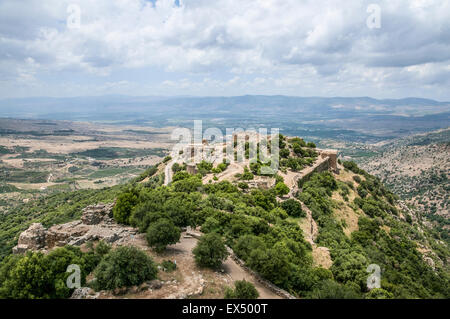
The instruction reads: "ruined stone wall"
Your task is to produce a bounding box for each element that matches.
[12,202,137,255]
[295,156,330,189]
[319,149,338,172]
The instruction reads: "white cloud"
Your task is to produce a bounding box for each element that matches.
[0,0,449,99]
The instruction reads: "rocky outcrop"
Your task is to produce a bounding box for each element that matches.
[13,223,47,254]
[13,202,137,254]
[81,203,114,225]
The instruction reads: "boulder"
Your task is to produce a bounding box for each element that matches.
[147,279,163,290]
[15,223,47,252]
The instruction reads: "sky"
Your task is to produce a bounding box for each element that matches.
[0,0,449,100]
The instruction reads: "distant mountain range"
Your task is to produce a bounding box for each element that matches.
[1,95,449,142]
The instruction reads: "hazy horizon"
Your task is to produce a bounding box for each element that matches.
[1,94,450,103]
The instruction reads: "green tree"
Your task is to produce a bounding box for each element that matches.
[193,233,229,269]
[247,247,290,287]
[146,218,181,253]
[224,280,259,299]
[237,182,249,190]
[197,161,213,176]
[201,217,221,233]
[365,288,394,299]
[357,185,369,198]
[93,246,158,291]
[274,182,290,196]
[172,176,202,193]
[172,162,182,173]
[0,252,51,299]
[241,167,254,180]
[281,199,305,218]
[173,171,191,182]
[0,246,89,299]
[113,190,139,224]
[308,280,361,299]
[270,207,288,220]
[330,251,368,291]
[280,148,290,158]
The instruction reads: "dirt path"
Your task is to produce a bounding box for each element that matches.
[221,258,282,299]
[164,161,174,185]
[103,232,282,299]
[181,231,282,299]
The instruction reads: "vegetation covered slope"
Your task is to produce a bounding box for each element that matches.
[0,136,448,299]
[359,129,449,245]
[101,159,450,298]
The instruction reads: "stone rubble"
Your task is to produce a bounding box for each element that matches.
[70,287,100,299]
[12,202,138,254]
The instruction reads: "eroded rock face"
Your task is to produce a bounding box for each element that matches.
[46,221,89,248]
[81,203,114,225]
[12,223,47,254]
[13,202,137,254]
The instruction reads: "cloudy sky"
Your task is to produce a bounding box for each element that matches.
[0,0,449,100]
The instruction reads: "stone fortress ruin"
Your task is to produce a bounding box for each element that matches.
[167,130,339,189]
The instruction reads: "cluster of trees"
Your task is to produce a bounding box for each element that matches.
[0,242,158,299]
[0,242,106,298]
[108,159,450,298]
[197,161,213,176]
[298,172,337,219]
[298,162,450,298]
[212,159,230,174]
[171,162,186,174]
[132,166,158,183]
[2,153,448,299]
[109,169,328,295]
[239,167,254,180]
[278,136,318,172]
